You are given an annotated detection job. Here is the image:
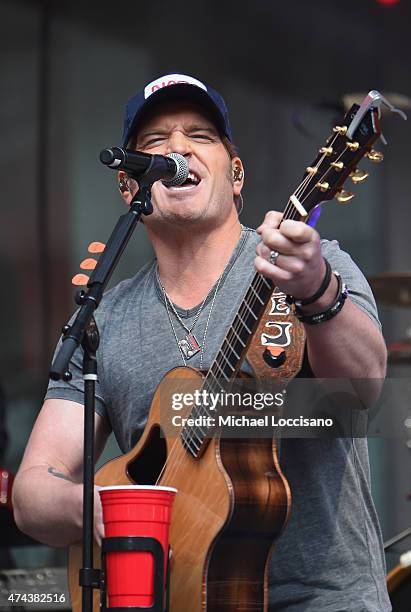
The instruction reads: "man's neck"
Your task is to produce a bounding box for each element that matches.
[149,217,243,310]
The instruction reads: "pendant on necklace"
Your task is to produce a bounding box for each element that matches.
[178,333,201,360]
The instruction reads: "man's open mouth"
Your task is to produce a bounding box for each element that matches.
[165,170,202,190]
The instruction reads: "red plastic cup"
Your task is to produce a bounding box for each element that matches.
[99,485,177,608]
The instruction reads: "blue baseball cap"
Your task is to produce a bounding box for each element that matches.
[121,73,233,147]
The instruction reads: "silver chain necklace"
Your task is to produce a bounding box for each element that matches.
[157,269,223,367]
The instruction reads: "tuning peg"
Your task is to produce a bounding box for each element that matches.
[336,190,355,204]
[350,168,369,184]
[319,147,333,156]
[333,125,348,135]
[346,141,360,152]
[72,273,89,286]
[88,241,106,254]
[366,149,384,162]
[316,182,330,192]
[306,166,318,175]
[80,258,98,270]
[331,161,344,171]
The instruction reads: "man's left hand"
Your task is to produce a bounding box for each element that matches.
[255,211,325,299]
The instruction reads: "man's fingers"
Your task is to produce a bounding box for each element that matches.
[94,486,105,546]
[95,520,105,547]
[256,245,306,275]
[279,219,317,243]
[258,228,298,256]
[256,210,283,234]
[254,255,293,282]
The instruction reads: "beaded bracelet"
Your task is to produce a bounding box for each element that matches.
[293,271,348,325]
[286,258,332,307]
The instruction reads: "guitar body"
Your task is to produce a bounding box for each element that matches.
[69,366,291,611]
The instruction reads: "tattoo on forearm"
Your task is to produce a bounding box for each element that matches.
[48,466,74,482]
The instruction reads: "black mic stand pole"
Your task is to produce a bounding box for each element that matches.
[50,182,154,612]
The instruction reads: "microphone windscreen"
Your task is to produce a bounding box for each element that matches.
[163,153,189,186]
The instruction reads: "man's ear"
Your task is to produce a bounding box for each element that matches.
[231,157,244,196]
[117,171,134,206]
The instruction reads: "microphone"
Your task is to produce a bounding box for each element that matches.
[99,147,189,186]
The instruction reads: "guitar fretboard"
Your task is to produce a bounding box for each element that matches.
[180,205,303,457]
[180,270,274,457]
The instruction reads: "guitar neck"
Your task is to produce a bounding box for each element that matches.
[205,205,305,387]
[181,208,302,458]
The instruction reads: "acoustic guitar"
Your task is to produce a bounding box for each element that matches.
[69,97,383,611]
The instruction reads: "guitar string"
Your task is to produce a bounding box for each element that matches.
[155,158,326,483]
[156,137,344,485]
[157,137,345,486]
[156,132,347,485]
[157,138,342,481]
[154,215,303,484]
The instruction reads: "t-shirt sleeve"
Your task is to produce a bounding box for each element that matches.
[320,239,381,330]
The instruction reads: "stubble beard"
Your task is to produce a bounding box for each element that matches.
[149,159,234,229]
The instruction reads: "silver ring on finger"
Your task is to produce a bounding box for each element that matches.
[269,250,280,266]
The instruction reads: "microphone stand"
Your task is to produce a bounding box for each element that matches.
[50,182,154,612]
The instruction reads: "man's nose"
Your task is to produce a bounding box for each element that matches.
[167,131,191,156]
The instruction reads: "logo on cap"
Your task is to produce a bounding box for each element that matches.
[144,74,208,99]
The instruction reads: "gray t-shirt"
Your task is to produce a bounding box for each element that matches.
[46,228,390,611]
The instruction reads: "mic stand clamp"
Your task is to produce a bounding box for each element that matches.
[50,180,154,612]
[130,184,153,215]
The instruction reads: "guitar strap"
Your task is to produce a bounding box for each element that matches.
[246,289,306,383]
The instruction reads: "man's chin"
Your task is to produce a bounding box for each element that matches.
[161,208,207,226]
[151,195,208,221]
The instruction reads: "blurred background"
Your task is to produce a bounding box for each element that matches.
[1,0,411,602]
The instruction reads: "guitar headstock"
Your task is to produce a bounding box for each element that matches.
[292,102,383,219]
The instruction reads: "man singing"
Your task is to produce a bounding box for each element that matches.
[13,73,390,611]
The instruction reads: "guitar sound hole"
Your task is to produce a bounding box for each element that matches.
[126,425,167,485]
